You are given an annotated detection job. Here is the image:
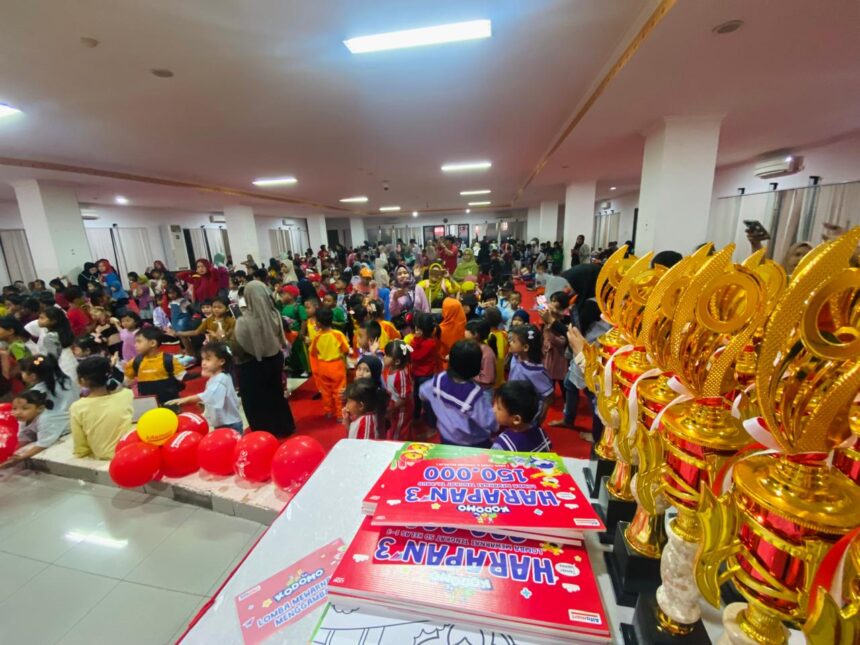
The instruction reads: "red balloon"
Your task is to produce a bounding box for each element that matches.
[0,402,12,412]
[161,431,203,478]
[271,435,326,491]
[109,443,161,488]
[115,430,142,453]
[198,428,240,476]
[0,426,18,463]
[233,431,279,482]
[177,412,209,436]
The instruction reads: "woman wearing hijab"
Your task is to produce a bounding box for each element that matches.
[96,259,129,308]
[561,263,602,332]
[418,263,459,313]
[388,264,430,330]
[373,257,390,288]
[232,281,295,437]
[437,297,466,371]
[77,262,101,294]
[452,248,479,282]
[281,258,299,283]
[180,258,228,303]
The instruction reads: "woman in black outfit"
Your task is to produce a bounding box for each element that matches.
[232,281,295,437]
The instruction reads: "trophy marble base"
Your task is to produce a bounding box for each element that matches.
[605,521,662,606]
[621,592,712,645]
[583,456,615,499]
[596,475,636,545]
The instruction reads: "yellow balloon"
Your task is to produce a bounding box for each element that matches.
[137,408,179,446]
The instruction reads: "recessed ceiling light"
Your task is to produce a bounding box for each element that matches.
[252,176,297,187]
[460,189,491,196]
[115,196,129,205]
[712,20,743,35]
[339,196,369,203]
[380,206,401,212]
[610,186,617,191]
[442,161,492,173]
[80,37,100,48]
[465,209,471,214]
[0,103,22,118]
[412,211,418,217]
[150,68,175,78]
[468,201,491,207]
[344,19,491,54]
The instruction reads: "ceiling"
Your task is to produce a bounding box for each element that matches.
[0,0,858,215]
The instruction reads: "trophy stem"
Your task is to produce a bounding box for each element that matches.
[656,521,702,630]
[594,423,618,461]
[625,505,667,559]
[607,460,635,501]
[718,602,789,645]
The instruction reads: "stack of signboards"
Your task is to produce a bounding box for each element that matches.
[324,443,612,644]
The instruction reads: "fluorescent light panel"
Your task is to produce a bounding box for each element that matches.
[344,19,491,54]
[0,103,22,118]
[441,161,492,172]
[460,189,491,196]
[339,196,369,203]
[379,206,401,212]
[115,196,129,205]
[468,201,491,206]
[252,176,297,186]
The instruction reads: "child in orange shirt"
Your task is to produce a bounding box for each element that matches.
[308,307,350,420]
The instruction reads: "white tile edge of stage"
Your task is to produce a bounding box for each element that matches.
[179,439,733,645]
[27,435,284,525]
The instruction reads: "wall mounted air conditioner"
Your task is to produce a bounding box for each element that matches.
[754,155,802,179]
[209,214,226,224]
[80,210,99,220]
[160,224,191,270]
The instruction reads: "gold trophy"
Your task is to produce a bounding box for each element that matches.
[696,227,860,645]
[583,246,636,499]
[626,244,768,642]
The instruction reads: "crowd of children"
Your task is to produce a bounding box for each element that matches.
[0,234,623,470]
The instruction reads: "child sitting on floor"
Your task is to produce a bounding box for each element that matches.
[70,356,133,459]
[418,340,497,448]
[342,378,389,440]
[492,380,552,453]
[167,341,243,432]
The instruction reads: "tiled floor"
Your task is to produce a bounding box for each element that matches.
[0,467,266,645]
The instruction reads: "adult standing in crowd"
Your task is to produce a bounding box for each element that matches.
[77,262,101,295]
[232,281,295,437]
[571,234,591,267]
[180,258,228,303]
[437,236,459,275]
[96,259,129,309]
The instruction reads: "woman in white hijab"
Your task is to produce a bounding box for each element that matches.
[281,258,299,283]
[232,281,295,436]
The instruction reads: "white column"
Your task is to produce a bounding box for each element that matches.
[12,180,90,280]
[306,214,328,254]
[223,205,259,266]
[563,181,597,260]
[349,218,366,248]
[526,207,540,241]
[538,201,559,242]
[637,116,722,255]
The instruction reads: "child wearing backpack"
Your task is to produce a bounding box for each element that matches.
[123,327,186,409]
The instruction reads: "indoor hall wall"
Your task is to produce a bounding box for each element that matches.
[712,130,860,197]
[363,209,530,235]
[254,215,309,260]
[593,192,639,248]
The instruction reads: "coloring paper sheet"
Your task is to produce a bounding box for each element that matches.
[311,602,544,645]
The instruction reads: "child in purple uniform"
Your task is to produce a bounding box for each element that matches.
[492,381,552,453]
[419,340,497,448]
[508,324,554,423]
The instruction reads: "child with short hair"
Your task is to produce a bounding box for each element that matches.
[418,340,497,448]
[1,390,53,468]
[124,327,186,407]
[118,311,142,363]
[508,324,554,423]
[511,309,530,327]
[70,356,133,459]
[484,306,508,388]
[89,307,123,356]
[166,341,242,432]
[492,380,552,453]
[464,319,496,394]
[409,312,438,427]
[383,340,412,440]
[370,298,400,347]
[176,296,235,342]
[356,320,384,357]
[0,316,31,396]
[342,378,389,440]
[63,287,92,337]
[309,307,350,420]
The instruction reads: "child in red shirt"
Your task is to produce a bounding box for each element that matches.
[409,312,438,427]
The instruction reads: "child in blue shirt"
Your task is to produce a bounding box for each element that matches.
[419,340,497,448]
[492,380,552,453]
